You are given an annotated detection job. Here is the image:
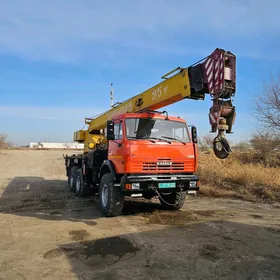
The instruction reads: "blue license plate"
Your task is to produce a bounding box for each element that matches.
[158,182,176,188]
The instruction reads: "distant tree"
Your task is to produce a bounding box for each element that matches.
[234,141,252,151]
[0,134,9,149]
[250,131,280,163]
[254,75,280,134]
[198,134,214,151]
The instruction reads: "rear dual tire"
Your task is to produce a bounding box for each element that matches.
[67,167,92,197]
[75,169,92,197]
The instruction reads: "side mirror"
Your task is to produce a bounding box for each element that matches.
[106,120,115,140]
[191,126,197,143]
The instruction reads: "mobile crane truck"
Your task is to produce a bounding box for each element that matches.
[64,48,236,217]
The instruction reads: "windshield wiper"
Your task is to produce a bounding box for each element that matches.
[149,137,171,144]
[127,136,171,144]
[128,136,155,143]
[160,136,186,145]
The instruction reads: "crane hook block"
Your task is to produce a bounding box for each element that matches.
[213,136,231,159]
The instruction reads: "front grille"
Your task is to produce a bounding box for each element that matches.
[143,162,157,171]
[142,162,184,171]
[172,162,184,170]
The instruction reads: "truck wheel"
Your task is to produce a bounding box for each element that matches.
[159,191,187,210]
[99,173,124,217]
[68,166,78,192]
[75,169,90,197]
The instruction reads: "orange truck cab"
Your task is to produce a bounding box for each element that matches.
[64,110,199,217]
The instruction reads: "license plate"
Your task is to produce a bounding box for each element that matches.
[158,182,176,188]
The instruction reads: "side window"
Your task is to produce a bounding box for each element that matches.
[114,123,120,139]
[119,121,123,139]
[114,121,123,140]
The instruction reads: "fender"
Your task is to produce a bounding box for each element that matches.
[98,160,117,179]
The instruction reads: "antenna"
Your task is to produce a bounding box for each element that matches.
[110,83,114,108]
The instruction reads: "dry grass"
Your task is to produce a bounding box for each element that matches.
[197,150,280,202]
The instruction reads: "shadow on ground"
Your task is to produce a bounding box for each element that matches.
[0,177,164,224]
[42,220,280,280]
[0,176,102,225]
[122,199,163,216]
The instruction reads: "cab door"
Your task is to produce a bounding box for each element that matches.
[108,120,125,173]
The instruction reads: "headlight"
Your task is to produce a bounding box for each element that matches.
[132,183,140,190]
[189,181,197,188]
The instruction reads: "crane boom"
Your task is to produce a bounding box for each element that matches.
[74,48,236,159]
[88,69,198,131]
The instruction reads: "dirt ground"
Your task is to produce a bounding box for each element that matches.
[0,150,280,280]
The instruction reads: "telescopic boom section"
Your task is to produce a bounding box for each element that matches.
[74,48,236,159]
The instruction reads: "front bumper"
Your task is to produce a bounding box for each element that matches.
[120,174,199,192]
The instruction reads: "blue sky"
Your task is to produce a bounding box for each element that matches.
[1,0,280,145]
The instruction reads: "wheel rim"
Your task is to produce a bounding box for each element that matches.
[102,184,109,207]
[76,177,81,193]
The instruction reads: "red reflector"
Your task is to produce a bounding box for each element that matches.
[125,184,132,190]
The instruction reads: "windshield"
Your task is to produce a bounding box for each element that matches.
[125,118,191,143]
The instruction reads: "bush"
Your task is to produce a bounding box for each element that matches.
[197,150,280,202]
[250,131,280,166]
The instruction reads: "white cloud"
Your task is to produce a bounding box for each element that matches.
[0,0,279,61]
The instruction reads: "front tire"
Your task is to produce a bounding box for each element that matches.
[99,173,124,217]
[159,191,187,210]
